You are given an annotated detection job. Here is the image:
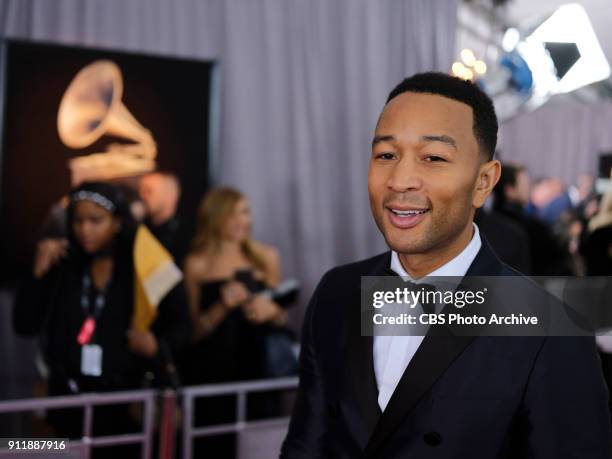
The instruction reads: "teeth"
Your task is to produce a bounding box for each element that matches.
[391,209,428,216]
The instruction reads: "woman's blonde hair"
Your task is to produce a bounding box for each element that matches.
[191,186,268,273]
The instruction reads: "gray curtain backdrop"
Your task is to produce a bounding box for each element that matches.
[499,99,612,184]
[0,0,458,321]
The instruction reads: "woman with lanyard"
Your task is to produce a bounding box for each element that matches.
[13,182,191,451]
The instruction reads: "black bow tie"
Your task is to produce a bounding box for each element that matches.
[383,268,437,314]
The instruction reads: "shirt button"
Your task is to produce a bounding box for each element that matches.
[423,432,442,446]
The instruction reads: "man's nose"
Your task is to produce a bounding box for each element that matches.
[386,156,423,192]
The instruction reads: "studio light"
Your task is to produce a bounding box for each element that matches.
[502,28,520,52]
[476,3,610,121]
[527,3,610,94]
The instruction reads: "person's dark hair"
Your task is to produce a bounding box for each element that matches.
[493,163,525,210]
[386,72,498,160]
[66,181,136,258]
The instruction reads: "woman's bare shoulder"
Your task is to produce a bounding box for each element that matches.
[250,241,281,273]
[183,250,211,276]
[250,240,280,261]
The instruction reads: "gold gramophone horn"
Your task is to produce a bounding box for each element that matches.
[58,60,156,155]
[57,60,157,184]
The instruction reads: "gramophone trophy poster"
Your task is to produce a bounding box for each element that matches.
[0,40,217,280]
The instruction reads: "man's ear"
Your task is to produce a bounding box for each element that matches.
[473,159,501,208]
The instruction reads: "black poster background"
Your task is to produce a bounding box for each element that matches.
[0,40,217,281]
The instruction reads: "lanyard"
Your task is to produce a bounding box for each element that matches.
[80,270,111,318]
[77,270,111,345]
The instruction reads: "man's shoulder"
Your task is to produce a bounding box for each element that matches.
[305,253,390,336]
[308,252,390,303]
[498,260,548,295]
[498,261,523,277]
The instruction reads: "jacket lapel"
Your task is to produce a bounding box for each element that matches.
[347,252,390,437]
[363,239,504,458]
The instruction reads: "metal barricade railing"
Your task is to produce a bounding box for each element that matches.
[181,377,299,459]
[0,389,156,459]
[0,377,300,459]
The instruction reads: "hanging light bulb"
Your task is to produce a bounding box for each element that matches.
[452,61,466,77]
[461,49,476,67]
[474,60,487,75]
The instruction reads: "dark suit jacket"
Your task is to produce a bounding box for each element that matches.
[475,209,531,275]
[281,240,612,458]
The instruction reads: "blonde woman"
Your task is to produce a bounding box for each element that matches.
[179,187,294,456]
[181,186,288,385]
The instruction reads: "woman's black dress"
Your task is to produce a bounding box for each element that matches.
[178,272,284,458]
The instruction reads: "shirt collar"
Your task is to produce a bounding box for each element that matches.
[390,223,482,280]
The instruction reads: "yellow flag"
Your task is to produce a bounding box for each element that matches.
[133,225,183,331]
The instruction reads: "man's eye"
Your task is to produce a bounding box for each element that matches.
[424,155,446,162]
[375,153,395,160]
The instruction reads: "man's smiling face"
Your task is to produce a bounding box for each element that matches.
[368,91,484,263]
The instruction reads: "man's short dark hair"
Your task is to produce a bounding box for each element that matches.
[386,72,498,160]
[493,162,525,209]
[497,163,525,189]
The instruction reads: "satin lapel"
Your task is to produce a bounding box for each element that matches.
[363,239,504,458]
[347,252,390,436]
[363,331,475,457]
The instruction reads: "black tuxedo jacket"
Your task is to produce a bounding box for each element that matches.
[281,241,612,458]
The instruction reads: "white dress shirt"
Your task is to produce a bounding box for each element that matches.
[373,223,482,411]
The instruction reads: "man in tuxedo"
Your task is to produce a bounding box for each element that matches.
[281,72,612,458]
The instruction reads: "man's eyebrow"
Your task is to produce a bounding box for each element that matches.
[420,135,457,150]
[372,135,395,148]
